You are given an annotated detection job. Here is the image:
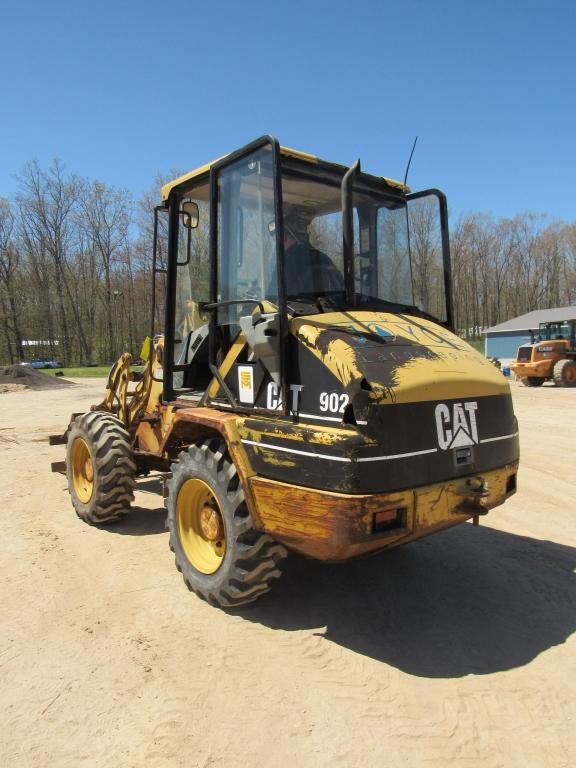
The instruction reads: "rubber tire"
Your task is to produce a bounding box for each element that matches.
[523,376,545,387]
[553,359,576,387]
[166,439,287,608]
[66,411,136,524]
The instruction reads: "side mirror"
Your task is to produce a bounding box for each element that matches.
[182,201,199,229]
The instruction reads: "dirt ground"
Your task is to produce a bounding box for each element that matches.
[0,379,574,768]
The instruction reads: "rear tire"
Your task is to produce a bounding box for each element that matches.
[66,412,136,524]
[166,439,287,608]
[523,376,545,387]
[553,359,576,387]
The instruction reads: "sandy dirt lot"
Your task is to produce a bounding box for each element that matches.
[0,379,574,768]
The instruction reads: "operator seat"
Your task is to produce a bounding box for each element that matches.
[285,241,344,298]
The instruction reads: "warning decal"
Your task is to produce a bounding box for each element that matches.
[238,366,255,404]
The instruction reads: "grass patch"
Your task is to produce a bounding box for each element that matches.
[44,366,144,378]
[43,366,112,378]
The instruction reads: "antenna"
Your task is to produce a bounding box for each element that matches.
[403,136,418,187]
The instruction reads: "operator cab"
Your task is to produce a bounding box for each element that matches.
[154,137,452,410]
[539,320,576,348]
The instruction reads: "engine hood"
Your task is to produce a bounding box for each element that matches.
[290,310,508,408]
[236,311,518,496]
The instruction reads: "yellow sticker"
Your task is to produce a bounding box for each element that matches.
[238,365,254,404]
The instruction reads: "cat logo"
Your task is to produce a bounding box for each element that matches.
[435,401,479,450]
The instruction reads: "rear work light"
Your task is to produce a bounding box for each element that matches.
[373,507,407,534]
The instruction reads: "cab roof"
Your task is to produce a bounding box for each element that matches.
[160,145,408,201]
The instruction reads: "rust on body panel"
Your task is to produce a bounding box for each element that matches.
[248,462,518,561]
[133,403,262,526]
[134,404,232,455]
[248,475,413,559]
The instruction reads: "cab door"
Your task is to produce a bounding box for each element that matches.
[204,137,287,411]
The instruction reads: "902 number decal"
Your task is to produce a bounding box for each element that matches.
[319,392,349,414]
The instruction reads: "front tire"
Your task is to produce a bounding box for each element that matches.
[166,439,287,607]
[553,359,576,387]
[66,411,136,524]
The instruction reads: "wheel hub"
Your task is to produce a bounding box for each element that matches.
[176,478,227,574]
[200,504,224,541]
[71,437,94,503]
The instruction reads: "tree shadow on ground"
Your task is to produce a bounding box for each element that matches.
[235,523,576,678]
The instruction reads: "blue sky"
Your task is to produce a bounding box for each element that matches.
[1,0,574,220]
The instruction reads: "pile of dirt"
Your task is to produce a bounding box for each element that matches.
[0,365,75,391]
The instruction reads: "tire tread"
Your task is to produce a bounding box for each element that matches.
[553,358,576,387]
[166,439,287,608]
[67,412,135,525]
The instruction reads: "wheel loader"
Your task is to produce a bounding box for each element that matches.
[510,319,576,387]
[51,136,519,608]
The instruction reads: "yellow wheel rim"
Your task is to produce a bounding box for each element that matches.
[566,366,576,383]
[176,478,226,574]
[71,437,94,503]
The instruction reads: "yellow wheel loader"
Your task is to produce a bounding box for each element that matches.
[52,137,519,608]
[510,319,576,387]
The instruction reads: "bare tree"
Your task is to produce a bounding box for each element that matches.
[79,180,132,360]
[2,156,576,367]
[0,198,25,362]
[16,160,86,363]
